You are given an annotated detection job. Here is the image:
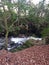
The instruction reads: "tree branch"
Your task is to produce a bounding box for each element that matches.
[0,19,5,29]
[8,18,18,31]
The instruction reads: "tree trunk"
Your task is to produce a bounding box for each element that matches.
[2,4,9,49]
[5,31,8,49]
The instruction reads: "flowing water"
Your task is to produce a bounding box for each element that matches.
[0,36,42,50]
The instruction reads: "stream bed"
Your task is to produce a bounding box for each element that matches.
[0,36,42,51]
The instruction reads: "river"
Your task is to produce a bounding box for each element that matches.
[0,36,42,50]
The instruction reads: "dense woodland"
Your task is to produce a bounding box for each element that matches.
[0,0,49,49]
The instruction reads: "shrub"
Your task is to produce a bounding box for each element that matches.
[45,36,49,44]
[41,27,49,37]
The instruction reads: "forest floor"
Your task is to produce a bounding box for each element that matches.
[0,44,49,65]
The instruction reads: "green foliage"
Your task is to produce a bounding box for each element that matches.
[41,27,49,37]
[10,11,17,22]
[0,0,49,36]
[45,12,49,22]
[0,26,3,32]
[15,26,20,31]
[0,0,49,50]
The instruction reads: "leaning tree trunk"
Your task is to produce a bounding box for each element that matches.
[4,18,9,49]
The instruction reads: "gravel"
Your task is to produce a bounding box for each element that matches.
[0,44,49,65]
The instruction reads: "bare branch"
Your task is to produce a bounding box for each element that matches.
[6,15,11,20]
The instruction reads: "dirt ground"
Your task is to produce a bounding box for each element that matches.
[0,44,49,65]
